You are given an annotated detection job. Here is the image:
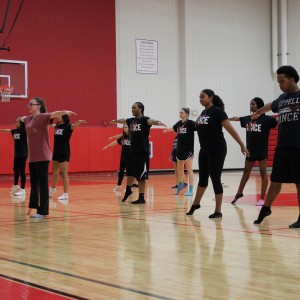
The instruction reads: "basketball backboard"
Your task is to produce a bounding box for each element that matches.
[0,59,28,98]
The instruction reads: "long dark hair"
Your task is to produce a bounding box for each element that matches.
[122,124,130,139]
[32,97,47,113]
[202,89,225,110]
[252,97,264,109]
[62,114,70,124]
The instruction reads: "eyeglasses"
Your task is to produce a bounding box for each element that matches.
[28,103,40,107]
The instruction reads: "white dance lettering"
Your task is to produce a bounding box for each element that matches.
[55,129,64,135]
[179,127,187,134]
[246,123,261,132]
[13,133,20,140]
[132,124,142,131]
[278,112,299,123]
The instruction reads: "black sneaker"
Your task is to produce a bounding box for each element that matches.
[131,198,146,204]
[132,184,139,188]
[231,193,244,204]
[209,212,222,219]
[172,184,178,189]
[289,221,300,228]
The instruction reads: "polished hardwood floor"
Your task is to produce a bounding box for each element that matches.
[1,171,300,299]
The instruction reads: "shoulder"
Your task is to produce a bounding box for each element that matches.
[187,119,196,126]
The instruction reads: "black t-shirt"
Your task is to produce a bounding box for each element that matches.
[240,115,277,158]
[173,119,195,154]
[117,135,131,161]
[126,116,152,153]
[271,90,300,147]
[53,123,73,156]
[11,127,28,158]
[196,106,228,152]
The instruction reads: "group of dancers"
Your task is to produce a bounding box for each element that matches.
[1,65,300,227]
[1,98,85,218]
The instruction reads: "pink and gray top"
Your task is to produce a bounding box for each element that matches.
[25,113,52,163]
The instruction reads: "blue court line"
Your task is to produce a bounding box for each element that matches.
[0,257,175,300]
[0,273,88,300]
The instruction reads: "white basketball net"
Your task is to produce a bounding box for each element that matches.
[0,86,14,102]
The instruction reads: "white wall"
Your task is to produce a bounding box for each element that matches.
[116,0,280,169]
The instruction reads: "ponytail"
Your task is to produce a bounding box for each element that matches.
[201,89,225,110]
[32,97,47,113]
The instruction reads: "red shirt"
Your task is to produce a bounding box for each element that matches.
[25,113,52,163]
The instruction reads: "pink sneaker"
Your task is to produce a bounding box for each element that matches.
[256,199,265,206]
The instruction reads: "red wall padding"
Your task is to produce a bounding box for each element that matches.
[0,0,116,126]
[0,127,175,174]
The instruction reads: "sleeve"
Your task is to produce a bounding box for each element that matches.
[188,120,196,131]
[10,129,14,137]
[117,137,122,145]
[239,116,248,128]
[217,109,228,123]
[41,113,52,126]
[144,116,151,128]
[68,124,73,132]
[271,99,279,113]
[126,118,131,128]
[173,123,178,133]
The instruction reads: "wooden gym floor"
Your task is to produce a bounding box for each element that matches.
[0,171,300,300]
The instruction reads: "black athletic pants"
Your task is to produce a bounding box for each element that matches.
[13,157,27,189]
[117,160,127,186]
[29,161,50,215]
[198,147,227,194]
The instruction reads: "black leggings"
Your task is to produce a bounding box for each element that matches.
[117,160,127,185]
[29,161,50,215]
[13,157,27,189]
[198,148,227,194]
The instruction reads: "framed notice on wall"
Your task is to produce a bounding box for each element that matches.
[136,39,158,74]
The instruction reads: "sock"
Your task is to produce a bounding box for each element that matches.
[189,185,193,193]
[254,205,272,224]
[176,182,183,194]
[122,185,132,202]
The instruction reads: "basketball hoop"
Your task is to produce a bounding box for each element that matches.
[0,85,14,102]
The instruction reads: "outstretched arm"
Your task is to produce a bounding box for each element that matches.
[221,119,249,157]
[251,102,272,119]
[162,127,175,133]
[111,119,127,125]
[228,116,240,121]
[51,110,77,119]
[0,129,11,133]
[71,120,87,130]
[108,134,122,140]
[102,140,118,150]
[147,119,167,127]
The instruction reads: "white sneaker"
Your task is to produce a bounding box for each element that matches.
[256,199,265,206]
[10,185,20,195]
[57,193,69,200]
[49,188,56,198]
[14,188,26,197]
[113,185,121,191]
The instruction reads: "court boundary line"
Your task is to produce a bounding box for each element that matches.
[0,273,88,300]
[0,258,175,300]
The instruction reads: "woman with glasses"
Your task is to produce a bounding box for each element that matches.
[19,98,76,218]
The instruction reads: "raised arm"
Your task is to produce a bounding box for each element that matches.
[228,116,240,121]
[71,120,87,130]
[221,119,250,157]
[251,102,273,119]
[0,129,11,133]
[102,140,119,150]
[108,133,122,140]
[50,110,77,119]
[147,119,167,127]
[111,119,127,125]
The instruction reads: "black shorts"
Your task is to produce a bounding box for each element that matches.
[246,156,267,162]
[171,149,177,163]
[126,152,149,181]
[176,151,194,161]
[52,154,70,163]
[271,147,300,183]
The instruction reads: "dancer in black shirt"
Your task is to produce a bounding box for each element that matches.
[186,89,249,218]
[0,118,28,197]
[103,124,131,191]
[230,98,277,206]
[112,102,166,204]
[252,66,300,227]
[49,115,86,201]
